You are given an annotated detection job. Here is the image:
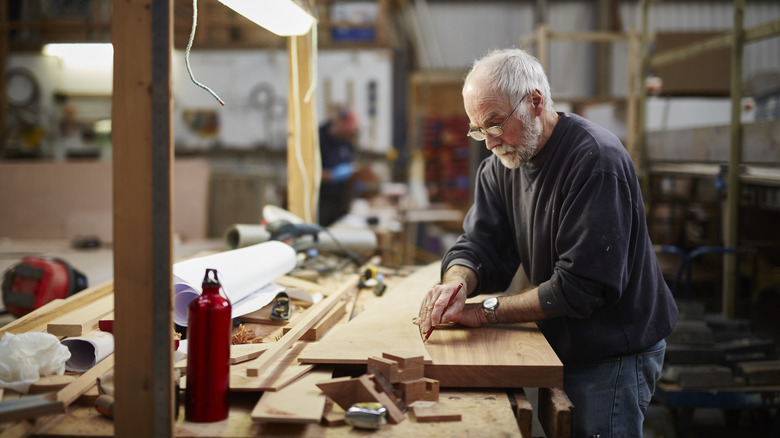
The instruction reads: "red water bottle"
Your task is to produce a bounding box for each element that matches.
[185,268,232,422]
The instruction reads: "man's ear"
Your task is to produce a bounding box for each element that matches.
[531,89,544,115]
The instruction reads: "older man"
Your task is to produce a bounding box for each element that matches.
[416,48,678,437]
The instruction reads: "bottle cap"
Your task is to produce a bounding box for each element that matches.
[202,268,220,287]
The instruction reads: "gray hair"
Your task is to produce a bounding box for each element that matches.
[464,48,554,110]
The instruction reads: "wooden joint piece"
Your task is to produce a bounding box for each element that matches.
[316,374,405,424]
[398,378,439,404]
[379,353,424,382]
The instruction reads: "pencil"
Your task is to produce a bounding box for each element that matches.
[423,283,463,342]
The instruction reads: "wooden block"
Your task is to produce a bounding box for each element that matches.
[47,294,114,337]
[316,374,405,424]
[398,378,439,404]
[380,353,425,383]
[28,375,77,394]
[282,299,347,341]
[321,400,346,426]
[538,387,572,438]
[367,356,401,383]
[510,389,533,438]
[412,403,461,423]
[251,367,333,423]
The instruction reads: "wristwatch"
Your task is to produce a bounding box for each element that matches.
[482,297,500,325]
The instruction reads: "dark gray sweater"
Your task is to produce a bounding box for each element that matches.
[442,112,678,364]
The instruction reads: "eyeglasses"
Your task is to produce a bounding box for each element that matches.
[466,94,528,141]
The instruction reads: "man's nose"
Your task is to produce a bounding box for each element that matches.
[485,135,501,151]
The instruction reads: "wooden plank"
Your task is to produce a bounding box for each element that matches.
[230,342,314,392]
[298,262,562,388]
[412,404,461,423]
[111,0,174,436]
[56,355,115,407]
[46,294,114,337]
[424,322,563,388]
[282,299,347,341]
[275,276,326,295]
[250,367,333,423]
[0,281,113,336]
[298,264,438,365]
[537,388,572,438]
[245,275,359,377]
[286,31,319,223]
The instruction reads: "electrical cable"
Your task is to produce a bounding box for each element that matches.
[186,0,224,106]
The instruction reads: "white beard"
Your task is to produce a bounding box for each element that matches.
[492,112,542,169]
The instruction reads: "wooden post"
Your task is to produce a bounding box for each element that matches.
[286,30,319,223]
[723,0,745,318]
[112,0,174,436]
[626,28,639,164]
[637,0,650,201]
[0,0,7,149]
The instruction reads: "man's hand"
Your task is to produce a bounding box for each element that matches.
[414,282,470,336]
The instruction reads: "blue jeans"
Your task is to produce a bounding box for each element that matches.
[563,339,666,438]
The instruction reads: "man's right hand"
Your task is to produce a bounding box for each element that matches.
[414,281,468,336]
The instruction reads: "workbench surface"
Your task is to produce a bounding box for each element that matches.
[2,261,564,437]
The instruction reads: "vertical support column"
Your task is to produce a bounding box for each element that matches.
[287,30,319,223]
[0,0,8,148]
[626,29,639,164]
[638,0,650,200]
[112,0,174,436]
[723,0,745,318]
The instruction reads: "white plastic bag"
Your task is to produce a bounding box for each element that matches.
[0,332,71,393]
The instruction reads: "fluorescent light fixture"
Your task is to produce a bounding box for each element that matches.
[42,43,114,69]
[218,0,315,36]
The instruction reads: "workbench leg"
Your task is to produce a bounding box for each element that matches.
[508,390,532,438]
[537,387,573,438]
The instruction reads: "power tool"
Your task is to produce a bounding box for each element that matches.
[1,256,88,317]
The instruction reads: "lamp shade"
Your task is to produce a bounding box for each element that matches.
[219,0,315,36]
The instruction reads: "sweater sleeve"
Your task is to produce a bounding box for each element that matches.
[441,159,520,294]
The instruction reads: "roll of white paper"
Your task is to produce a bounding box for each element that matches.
[172,241,296,326]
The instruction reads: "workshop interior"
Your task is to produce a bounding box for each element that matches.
[1,0,780,437]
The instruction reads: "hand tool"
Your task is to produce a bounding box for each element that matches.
[344,402,387,429]
[1,256,87,317]
[423,283,463,342]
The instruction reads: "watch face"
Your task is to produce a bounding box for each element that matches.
[484,297,498,308]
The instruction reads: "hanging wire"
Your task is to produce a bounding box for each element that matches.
[186,0,225,106]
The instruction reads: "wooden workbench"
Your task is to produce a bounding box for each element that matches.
[1,261,568,437]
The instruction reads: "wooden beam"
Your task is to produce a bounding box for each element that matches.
[650,18,780,69]
[245,275,359,377]
[46,294,114,337]
[286,30,319,223]
[723,0,745,318]
[112,0,174,436]
[0,281,113,336]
